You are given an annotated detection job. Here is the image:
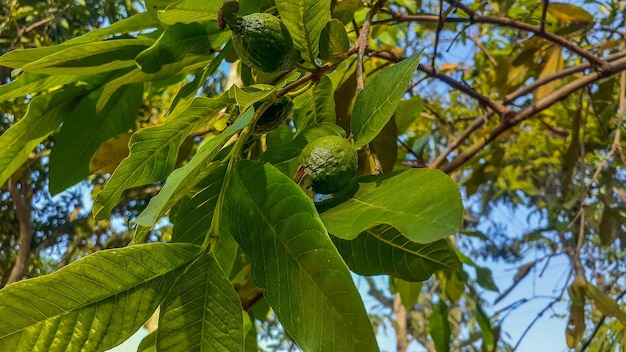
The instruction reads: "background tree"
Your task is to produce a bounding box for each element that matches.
[0,0,625,351]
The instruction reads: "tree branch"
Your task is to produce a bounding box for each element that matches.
[378,9,610,70]
[6,176,33,285]
[439,55,626,174]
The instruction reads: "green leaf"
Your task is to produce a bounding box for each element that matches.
[132,104,253,232]
[319,19,350,63]
[158,252,243,351]
[170,166,227,245]
[475,266,499,292]
[293,75,336,131]
[157,0,222,25]
[0,87,86,187]
[332,0,363,24]
[547,2,594,24]
[0,43,83,69]
[476,303,495,352]
[332,225,460,281]
[136,22,229,73]
[224,160,378,352]
[0,73,96,102]
[351,53,421,147]
[21,39,154,75]
[275,0,331,63]
[68,12,160,44]
[0,243,202,351]
[93,95,232,219]
[430,299,451,352]
[48,84,143,194]
[392,278,423,312]
[98,54,215,111]
[394,95,423,134]
[318,168,462,242]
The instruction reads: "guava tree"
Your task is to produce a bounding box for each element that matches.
[0,0,624,351]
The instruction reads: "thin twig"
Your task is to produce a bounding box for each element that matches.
[440,55,626,174]
[540,0,550,33]
[377,9,610,70]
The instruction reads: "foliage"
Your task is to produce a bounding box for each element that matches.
[0,0,625,351]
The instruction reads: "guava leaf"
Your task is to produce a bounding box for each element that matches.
[97,55,211,111]
[93,95,232,219]
[293,74,336,131]
[0,73,95,102]
[391,278,423,312]
[132,106,253,232]
[49,84,143,194]
[224,160,378,352]
[476,303,495,352]
[0,243,201,351]
[319,19,350,63]
[0,43,82,68]
[158,252,243,352]
[351,53,421,147]
[170,166,226,245]
[276,0,331,63]
[548,2,593,24]
[332,225,460,281]
[69,11,160,44]
[318,168,462,242]
[21,39,153,75]
[430,300,451,352]
[157,0,222,25]
[0,87,86,187]
[165,163,236,275]
[136,22,229,73]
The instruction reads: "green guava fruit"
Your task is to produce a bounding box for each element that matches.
[253,97,293,134]
[219,1,298,73]
[299,135,358,194]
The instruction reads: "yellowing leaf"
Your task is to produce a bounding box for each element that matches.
[548,3,594,24]
[90,132,132,174]
[536,46,563,99]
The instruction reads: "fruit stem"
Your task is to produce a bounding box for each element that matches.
[218,0,241,32]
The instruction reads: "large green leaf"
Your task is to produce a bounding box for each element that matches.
[0,87,86,187]
[68,12,161,44]
[317,168,462,242]
[48,84,143,194]
[157,0,222,25]
[319,19,350,64]
[275,0,331,63]
[293,74,336,132]
[351,53,421,147]
[170,166,227,245]
[96,55,210,111]
[332,225,460,281]
[93,95,231,219]
[224,160,378,352]
[0,43,83,68]
[0,243,201,351]
[0,73,97,102]
[158,252,243,352]
[21,39,154,75]
[133,105,253,230]
[136,22,230,73]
